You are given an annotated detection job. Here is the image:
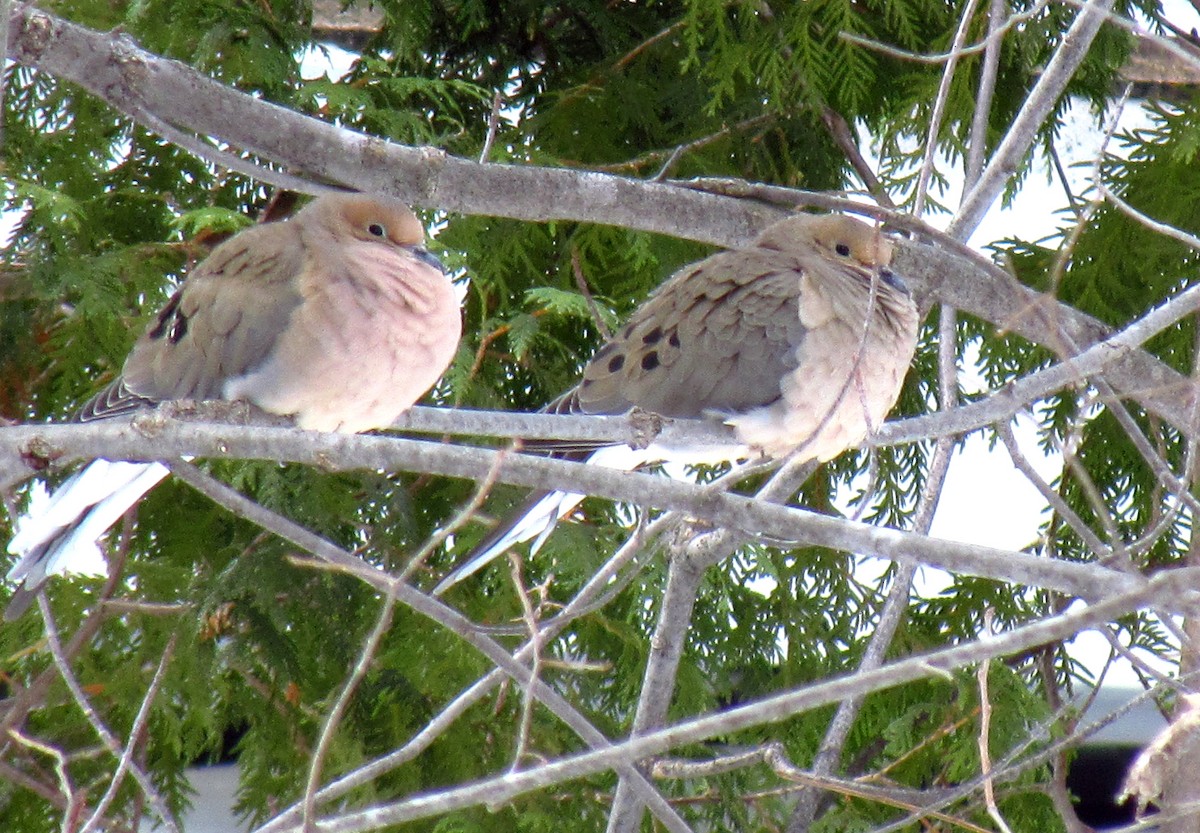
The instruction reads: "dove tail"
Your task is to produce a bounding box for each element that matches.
[5,460,169,620]
[432,488,586,595]
[433,443,656,595]
[439,492,592,597]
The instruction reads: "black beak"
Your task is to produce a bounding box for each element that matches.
[409,246,445,273]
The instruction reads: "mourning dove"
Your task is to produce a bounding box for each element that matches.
[435,212,919,593]
[6,193,462,619]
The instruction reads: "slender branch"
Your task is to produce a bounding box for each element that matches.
[949,0,1117,241]
[7,730,77,822]
[997,423,1107,557]
[0,419,1165,602]
[79,633,178,833]
[0,0,10,154]
[297,569,1199,832]
[303,588,399,832]
[38,596,180,833]
[479,90,503,164]
[914,0,982,217]
[507,555,547,772]
[966,0,1007,189]
[976,612,1016,833]
[605,548,704,833]
[840,0,1047,65]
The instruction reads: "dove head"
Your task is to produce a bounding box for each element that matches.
[758,213,894,269]
[302,193,427,249]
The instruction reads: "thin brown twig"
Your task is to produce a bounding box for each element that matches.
[976,609,1015,833]
[914,0,983,217]
[7,729,77,823]
[38,596,180,833]
[479,90,503,164]
[570,245,613,340]
[508,554,545,772]
[840,0,1047,65]
[820,107,896,209]
[966,0,1007,189]
[80,633,178,833]
[402,445,512,582]
[302,585,399,832]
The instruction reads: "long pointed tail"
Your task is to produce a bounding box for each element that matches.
[434,444,650,595]
[433,488,585,595]
[5,460,169,620]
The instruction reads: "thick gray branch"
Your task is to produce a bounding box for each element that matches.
[0,418,1160,603]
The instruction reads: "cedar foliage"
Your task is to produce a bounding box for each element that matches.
[2,0,1199,830]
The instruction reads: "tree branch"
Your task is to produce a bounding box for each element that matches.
[300,569,1200,831]
[0,417,1170,604]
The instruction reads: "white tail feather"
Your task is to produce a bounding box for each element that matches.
[434,444,659,594]
[7,460,169,585]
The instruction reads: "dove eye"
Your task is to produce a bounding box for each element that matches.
[367,223,386,238]
[835,242,852,257]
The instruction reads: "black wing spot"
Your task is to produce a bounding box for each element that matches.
[641,352,659,371]
[148,292,188,344]
[668,331,681,348]
[642,326,663,345]
[607,354,625,373]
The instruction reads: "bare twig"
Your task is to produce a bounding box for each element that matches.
[977,610,1016,833]
[80,633,178,833]
[302,586,399,833]
[508,555,546,771]
[840,0,1048,65]
[479,90,503,164]
[966,0,1008,189]
[914,0,983,217]
[950,0,1117,241]
[570,245,614,340]
[7,730,78,823]
[38,596,180,833]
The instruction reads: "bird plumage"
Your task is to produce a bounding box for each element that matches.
[6,192,462,619]
[435,212,919,594]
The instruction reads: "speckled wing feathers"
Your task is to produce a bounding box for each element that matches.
[569,250,809,420]
[436,212,921,592]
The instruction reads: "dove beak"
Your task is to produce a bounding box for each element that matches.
[879,267,910,294]
[408,246,445,273]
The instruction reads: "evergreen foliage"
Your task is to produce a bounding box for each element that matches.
[2,0,1199,830]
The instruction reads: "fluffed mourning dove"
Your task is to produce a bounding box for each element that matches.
[6,193,462,619]
[435,212,920,593]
